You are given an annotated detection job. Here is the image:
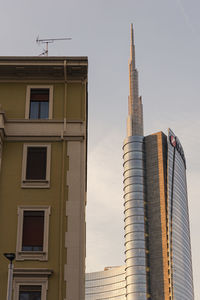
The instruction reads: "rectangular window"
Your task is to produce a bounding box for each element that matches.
[13,275,50,300]
[29,89,49,119]
[16,206,50,261]
[25,85,53,120]
[19,285,41,300]
[22,211,44,251]
[26,147,47,180]
[21,144,51,188]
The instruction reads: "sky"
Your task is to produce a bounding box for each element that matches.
[0,0,200,298]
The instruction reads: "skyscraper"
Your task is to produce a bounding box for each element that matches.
[86,24,194,300]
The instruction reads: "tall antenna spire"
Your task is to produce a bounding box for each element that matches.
[130,23,135,69]
[127,24,143,136]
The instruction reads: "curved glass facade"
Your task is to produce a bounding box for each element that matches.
[123,136,147,300]
[85,266,126,300]
[168,129,194,300]
[86,130,194,300]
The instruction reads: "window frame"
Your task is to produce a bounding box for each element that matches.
[25,85,53,120]
[16,206,51,261]
[13,276,48,300]
[21,144,51,188]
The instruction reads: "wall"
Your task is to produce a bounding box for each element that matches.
[0,59,87,300]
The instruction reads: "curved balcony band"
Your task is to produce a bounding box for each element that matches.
[85,266,126,300]
[123,136,147,300]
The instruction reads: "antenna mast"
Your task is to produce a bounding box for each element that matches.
[36,36,72,56]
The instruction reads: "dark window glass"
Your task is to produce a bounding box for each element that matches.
[22,211,44,251]
[29,89,49,119]
[19,285,41,300]
[26,147,47,180]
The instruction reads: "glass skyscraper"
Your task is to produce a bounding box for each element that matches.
[86,25,194,300]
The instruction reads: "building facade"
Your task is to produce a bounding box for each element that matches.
[86,266,126,300]
[167,129,194,299]
[86,25,194,300]
[0,56,88,300]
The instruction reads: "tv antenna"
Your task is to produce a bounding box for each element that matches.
[36,36,72,56]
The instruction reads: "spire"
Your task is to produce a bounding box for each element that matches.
[127,24,143,136]
[130,23,135,69]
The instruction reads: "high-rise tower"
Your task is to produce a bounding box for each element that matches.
[86,24,194,300]
[123,24,194,300]
[123,23,147,300]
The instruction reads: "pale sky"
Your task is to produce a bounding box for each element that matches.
[0,0,200,298]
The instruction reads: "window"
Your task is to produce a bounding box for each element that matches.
[13,273,51,300]
[21,144,51,188]
[16,206,50,261]
[26,147,47,180]
[19,285,41,300]
[22,211,44,251]
[29,89,49,119]
[25,86,53,120]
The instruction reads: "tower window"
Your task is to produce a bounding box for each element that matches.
[19,285,41,300]
[22,211,44,251]
[29,89,49,119]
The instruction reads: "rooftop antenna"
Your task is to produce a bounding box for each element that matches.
[36,36,72,56]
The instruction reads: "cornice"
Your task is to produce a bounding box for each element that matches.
[1,118,86,142]
[13,268,53,277]
[0,57,88,81]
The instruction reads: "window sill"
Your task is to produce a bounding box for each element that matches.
[28,118,51,121]
[16,251,48,261]
[21,180,50,189]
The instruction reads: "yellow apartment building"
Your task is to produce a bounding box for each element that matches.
[0,56,88,300]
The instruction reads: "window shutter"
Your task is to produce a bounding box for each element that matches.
[22,211,44,250]
[30,89,49,101]
[19,285,42,292]
[26,147,47,180]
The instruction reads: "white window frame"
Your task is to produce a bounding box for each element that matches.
[25,85,53,120]
[21,143,51,188]
[13,276,48,300]
[16,206,51,261]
